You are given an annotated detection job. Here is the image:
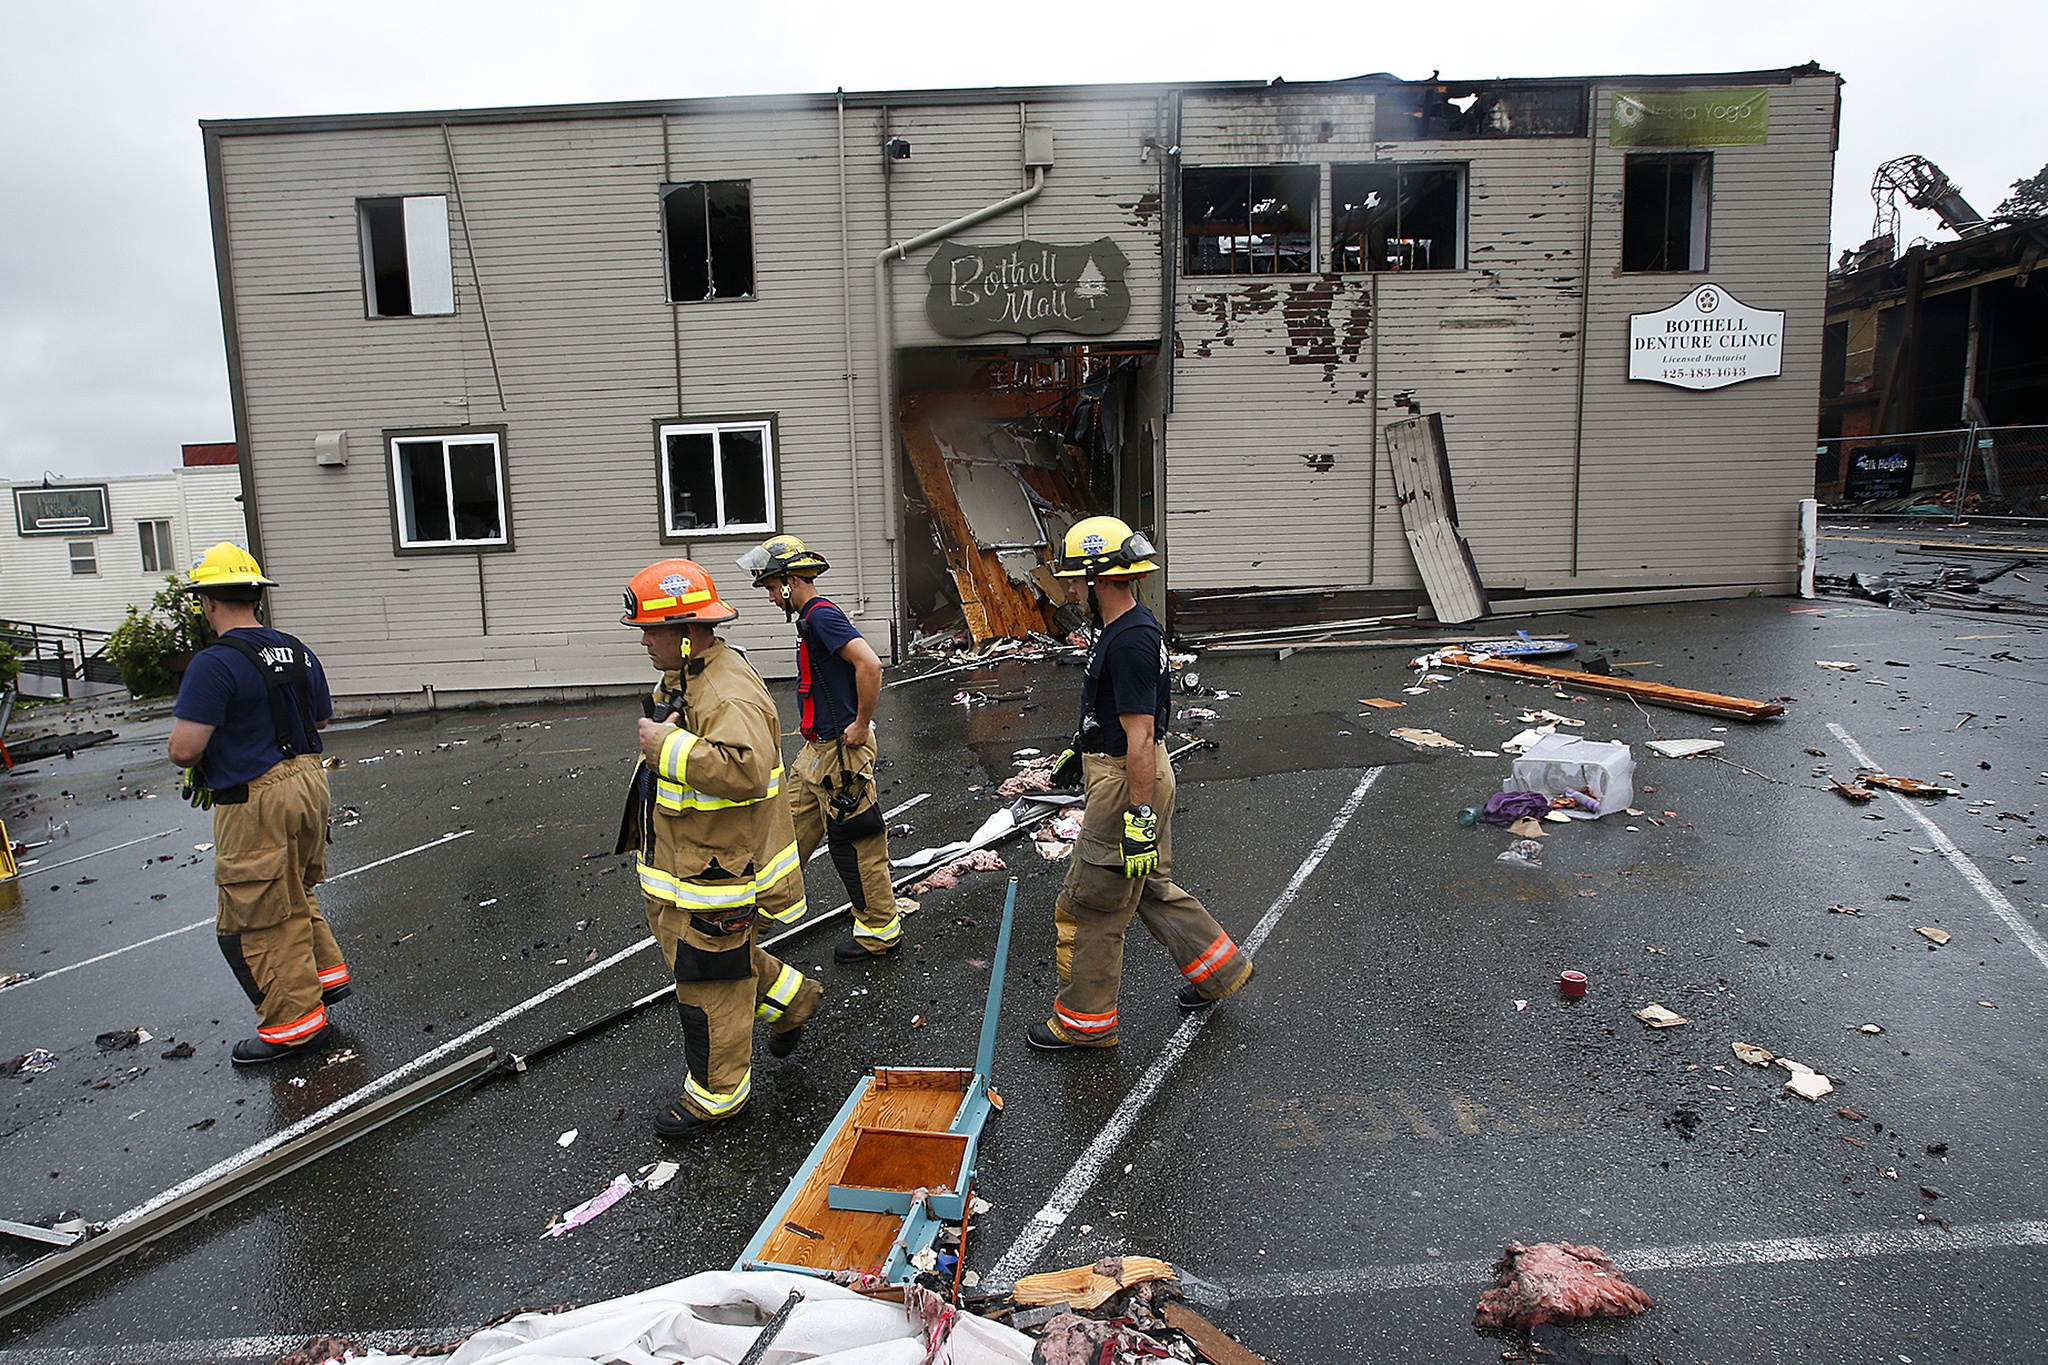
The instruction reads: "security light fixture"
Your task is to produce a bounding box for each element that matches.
[885,137,912,161]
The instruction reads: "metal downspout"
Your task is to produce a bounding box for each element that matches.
[872,164,1049,558]
[836,90,867,612]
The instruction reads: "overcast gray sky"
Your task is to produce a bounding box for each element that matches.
[2,0,2040,482]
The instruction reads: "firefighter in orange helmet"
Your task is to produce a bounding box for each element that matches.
[1028,518,1253,1051]
[619,559,821,1138]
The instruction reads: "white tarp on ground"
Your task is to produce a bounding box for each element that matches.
[363,1269,1032,1364]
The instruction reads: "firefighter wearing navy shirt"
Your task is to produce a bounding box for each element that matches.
[1028,517,1254,1050]
[737,536,902,963]
[166,545,343,1066]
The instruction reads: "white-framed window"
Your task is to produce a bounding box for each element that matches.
[68,540,98,576]
[657,419,776,537]
[388,431,510,552]
[359,195,456,317]
[1182,166,1319,276]
[138,519,174,573]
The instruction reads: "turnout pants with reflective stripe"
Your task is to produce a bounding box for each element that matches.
[644,892,817,1122]
[213,755,345,1046]
[1047,746,1252,1047]
[789,737,899,951]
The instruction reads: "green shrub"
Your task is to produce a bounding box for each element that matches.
[103,576,211,698]
[0,623,20,690]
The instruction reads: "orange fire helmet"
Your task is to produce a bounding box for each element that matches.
[620,559,739,627]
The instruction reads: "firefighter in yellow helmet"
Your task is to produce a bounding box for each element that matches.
[619,559,822,1138]
[166,544,347,1065]
[737,535,904,963]
[1028,517,1253,1050]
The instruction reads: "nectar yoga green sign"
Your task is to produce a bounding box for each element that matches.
[1610,88,1769,147]
[925,238,1131,338]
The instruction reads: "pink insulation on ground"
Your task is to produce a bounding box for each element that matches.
[997,759,1058,796]
[1472,1242,1654,1330]
[910,848,1008,893]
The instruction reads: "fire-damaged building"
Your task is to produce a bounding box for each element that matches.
[1818,155,2048,510]
[202,64,1840,703]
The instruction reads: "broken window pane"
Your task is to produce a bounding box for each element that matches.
[1622,154,1711,272]
[1332,164,1465,272]
[359,196,455,318]
[664,181,754,302]
[392,433,508,549]
[1183,167,1318,276]
[1378,83,1587,140]
[660,421,776,534]
[665,431,718,530]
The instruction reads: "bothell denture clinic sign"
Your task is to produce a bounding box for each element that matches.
[925,238,1131,338]
[1628,284,1784,390]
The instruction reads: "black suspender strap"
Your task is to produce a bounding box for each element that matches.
[206,633,322,760]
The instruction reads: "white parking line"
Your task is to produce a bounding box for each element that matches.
[1222,1217,2048,1301]
[989,766,1385,1287]
[0,831,476,995]
[14,829,177,874]
[1827,722,2048,975]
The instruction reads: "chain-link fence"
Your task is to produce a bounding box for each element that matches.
[1817,424,2048,515]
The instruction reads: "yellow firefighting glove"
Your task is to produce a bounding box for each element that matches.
[1050,737,1083,788]
[179,768,214,811]
[1120,804,1159,879]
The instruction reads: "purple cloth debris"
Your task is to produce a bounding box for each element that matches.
[1480,791,1551,826]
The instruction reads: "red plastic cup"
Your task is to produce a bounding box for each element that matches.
[1559,970,1588,998]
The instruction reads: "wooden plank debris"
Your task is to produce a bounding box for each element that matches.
[1384,415,1489,626]
[1012,1256,1176,1309]
[1436,651,1785,721]
[900,399,1049,643]
[1161,1303,1274,1365]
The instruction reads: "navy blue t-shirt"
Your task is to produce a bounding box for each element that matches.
[173,627,333,787]
[1079,604,1171,756]
[796,597,864,740]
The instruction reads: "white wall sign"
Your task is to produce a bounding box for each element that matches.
[1628,284,1783,390]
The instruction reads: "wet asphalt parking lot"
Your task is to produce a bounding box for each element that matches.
[1,519,2044,1364]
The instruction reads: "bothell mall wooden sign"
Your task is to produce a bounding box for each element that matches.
[925,238,1131,338]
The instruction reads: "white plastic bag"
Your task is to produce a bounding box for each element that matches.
[1508,735,1634,819]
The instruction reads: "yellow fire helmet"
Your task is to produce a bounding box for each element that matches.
[736,534,831,587]
[186,543,278,590]
[1053,515,1159,579]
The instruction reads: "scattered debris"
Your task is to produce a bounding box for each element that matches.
[1859,1023,1884,1035]
[1633,1003,1688,1029]
[557,1129,579,1148]
[1517,709,1584,729]
[323,1048,360,1067]
[94,1028,148,1053]
[1358,697,1405,709]
[1860,774,1958,798]
[996,758,1058,796]
[1645,738,1724,759]
[1472,1242,1653,1330]
[1496,840,1545,870]
[159,1041,196,1060]
[1815,660,1859,671]
[1828,904,1864,916]
[1829,778,1876,803]
[1512,735,1634,819]
[912,848,1008,894]
[1731,1042,1774,1066]
[1012,1255,1176,1310]
[1558,972,1587,999]
[543,1174,632,1239]
[1916,926,1952,945]
[1160,1302,1275,1365]
[6,1050,58,1077]
[1777,1058,1835,1101]
[1391,726,1464,751]
[1433,650,1786,721]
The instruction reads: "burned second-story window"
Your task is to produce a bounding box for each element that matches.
[1622,154,1711,272]
[1379,83,1587,139]
[663,181,754,302]
[1332,164,1466,272]
[1182,167,1318,276]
